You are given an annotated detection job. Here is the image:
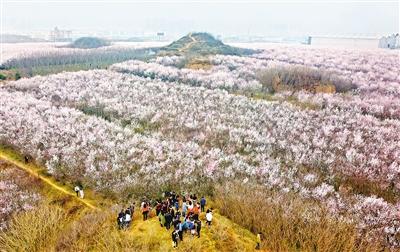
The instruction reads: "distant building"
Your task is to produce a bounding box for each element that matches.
[306,36,312,45]
[310,36,379,49]
[398,36,400,49]
[156,32,165,41]
[378,34,400,49]
[49,27,72,42]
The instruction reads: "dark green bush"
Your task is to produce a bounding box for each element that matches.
[14,72,21,80]
[70,37,110,49]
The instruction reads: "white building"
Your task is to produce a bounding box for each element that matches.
[378,34,400,49]
[49,27,72,42]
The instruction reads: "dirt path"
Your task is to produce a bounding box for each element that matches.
[0,146,266,251]
[0,148,98,210]
[179,32,197,52]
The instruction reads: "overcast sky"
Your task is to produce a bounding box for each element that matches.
[2,0,399,38]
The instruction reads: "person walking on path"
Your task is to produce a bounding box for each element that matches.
[188,201,194,212]
[79,187,84,199]
[256,232,262,250]
[158,211,166,227]
[142,202,150,221]
[74,185,84,199]
[156,201,162,216]
[165,211,173,230]
[187,218,195,235]
[129,203,135,216]
[172,229,180,248]
[117,209,125,229]
[192,194,198,205]
[206,209,213,226]
[200,196,206,212]
[124,209,132,228]
[195,219,202,238]
[182,199,188,217]
[174,200,179,211]
[74,185,80,197]
[193,203,200,220]
[178,221,184,241]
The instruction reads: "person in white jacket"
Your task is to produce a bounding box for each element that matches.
[124,209,132,228]
[74,186,80,197]
[79,188,84,199]
[205,209,213,226]
[74,185,84,198]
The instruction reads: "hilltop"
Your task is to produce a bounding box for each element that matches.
[160,32,256,56]
[68,37,111,49]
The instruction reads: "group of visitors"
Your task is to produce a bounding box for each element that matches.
[116,198,153,229]
[113,191,212,248]
[140,198,151,221]
[117,203,135,229]
[155,192,211,248]
[71,187,263,250]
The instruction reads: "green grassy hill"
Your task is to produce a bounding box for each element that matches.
[160,32,256,56]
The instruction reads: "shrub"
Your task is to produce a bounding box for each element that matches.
[0,73,6,80]
[77,103,114,122]
[14,72,21,80]
[2,47,152,71]
[69,37,110,49]
[0,205,67,251]
[56,210,118,251]
[185,58,213,70]
[257,66,355,94]
[213,182,385,251]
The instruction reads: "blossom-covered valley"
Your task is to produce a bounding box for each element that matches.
[0,160,42,231]
[1,42,399,249]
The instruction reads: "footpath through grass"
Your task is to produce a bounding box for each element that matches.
[0,145,264,251]
[0,145,98,210]
[126,211,261,251]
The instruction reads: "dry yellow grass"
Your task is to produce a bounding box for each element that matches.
[185,60,213,70]
[0,146,261,252]
[0,145,389,252]
[0,145,98,210]
[213,182,387,252]
[314,83,336,93]
[0,205,67,252]
[1,206,260,252]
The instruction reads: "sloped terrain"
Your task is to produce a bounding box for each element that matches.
[0,147,263,252]
[1,42,399,251]
[161,32,255,56]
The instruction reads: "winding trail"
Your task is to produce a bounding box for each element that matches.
[179,32,197,52]
[0,146,265,251]
[0,148,98,210]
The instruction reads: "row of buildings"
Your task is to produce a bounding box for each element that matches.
[48,27,168,42]
[49,27,72,42]
[378,34,400,49]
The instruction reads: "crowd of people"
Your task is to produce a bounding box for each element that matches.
[72,187,262,249]
[117,203,135,229]
[115,191,212,248]
[155,192,211,248]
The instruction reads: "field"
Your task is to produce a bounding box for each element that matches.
[0,34,399,251]
[0,41,169,79]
